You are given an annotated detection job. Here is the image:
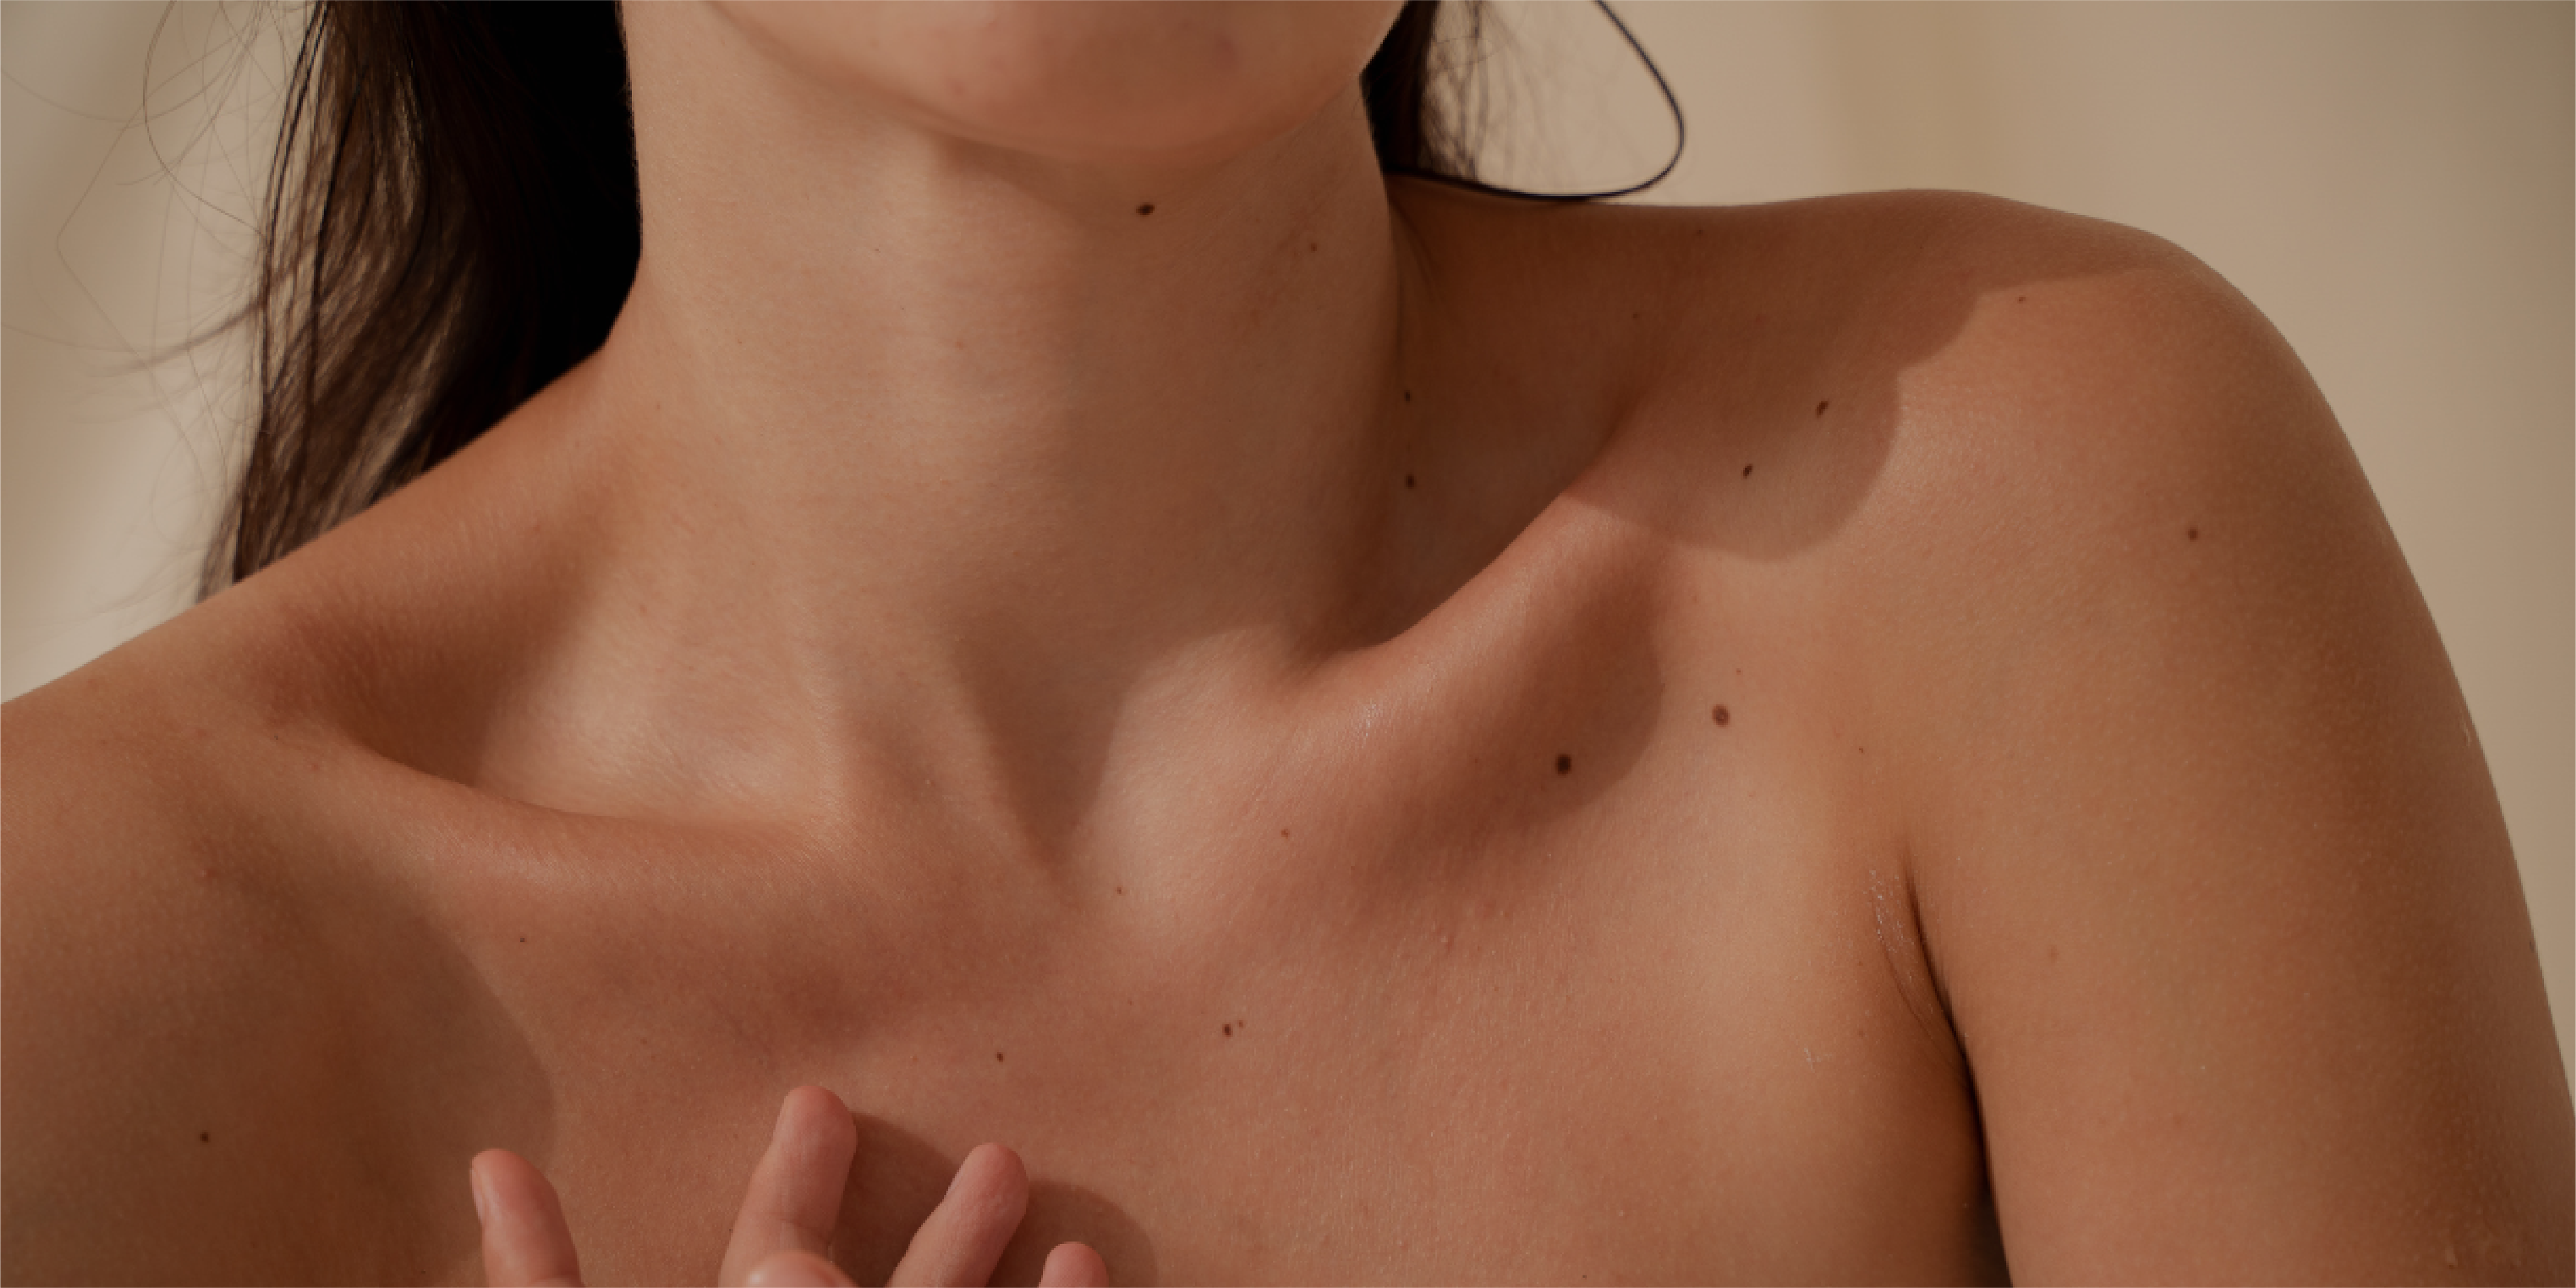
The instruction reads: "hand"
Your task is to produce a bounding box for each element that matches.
[471,1086,1110,1287]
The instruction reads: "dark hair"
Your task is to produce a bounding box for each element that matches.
[202,1,1482,595]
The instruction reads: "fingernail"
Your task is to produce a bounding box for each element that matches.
[469,1162,491,1227]
[942,1145,985,1200]
[771,1086,813,1146]
[745,1252,842,1287]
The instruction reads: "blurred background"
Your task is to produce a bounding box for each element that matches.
[5,1,2569,1082]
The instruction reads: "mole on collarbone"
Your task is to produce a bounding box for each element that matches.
[1556,753,1573,775]
[1404,474,1416,489]
[198,1131,210,1143]
[1815,399,1831,416]
[996,1051,1006,1062]
[2187,525,2200,541]
[1135,203,1155,217]
[1742,464,1754,478]
[1712,704,1731,726]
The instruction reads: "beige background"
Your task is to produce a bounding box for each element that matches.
[6,1,2570,1083]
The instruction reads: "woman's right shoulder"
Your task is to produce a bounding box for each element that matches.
[0,589,435,1280]
[3,598,285,912]
[2,576,340,874]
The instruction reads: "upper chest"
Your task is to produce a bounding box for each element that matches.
[305,652,1987,1285]
[148,521,1999,1284]
[209,409,1986,1279]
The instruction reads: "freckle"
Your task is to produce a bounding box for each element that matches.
[518,937,525,943]
[1404,474,1416,489]
[1280,828,1290,838]
[1308,241,1318,252]
[1136,203,1154,216]
[2016,295,2027,303]
[1402,389,1412,403]
[2047,944,2060,963]
[1115,885,1125,895]
[1223,1024,1233,1037]
[1742,464,1753,478]
[199,1132,210,1143]
[996,1052,1005,1062]
[1556,753,1573,775]
[1815,400,1830,416]
[1712,705,1730,726]
[2187,526,2200,541]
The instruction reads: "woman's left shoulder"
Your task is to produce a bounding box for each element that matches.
[1436,182,2401,675]
[1563,192,2576,1280]
[1596,188,2331,471]
[1595,189,2420,751]
[1507,187,2363,592]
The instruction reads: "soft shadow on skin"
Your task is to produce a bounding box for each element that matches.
[336,873,555,1284]
[1302,524,1669,881]
[1566,195,2183,565]
[998,1179,1159,1288]
[1451,535,1665,843]
[836,1115,1158,1287]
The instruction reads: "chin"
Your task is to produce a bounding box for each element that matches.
[711,0,1404,165]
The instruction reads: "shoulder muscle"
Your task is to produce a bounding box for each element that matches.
[1,649,438,1282]
[1867,207,2573,1280]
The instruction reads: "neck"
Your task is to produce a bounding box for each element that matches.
[532,4,1426,827]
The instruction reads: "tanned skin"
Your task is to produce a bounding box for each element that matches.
[5,3,2568,1282]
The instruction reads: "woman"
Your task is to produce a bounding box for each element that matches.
[3,1,2568,1284]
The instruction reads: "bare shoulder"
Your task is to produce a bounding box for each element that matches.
[1573,189,2576,1279]
[1405,183,2249,567]
[1413,184,2573,1275]
[1,594,471,1282]
[0,604,316,1061]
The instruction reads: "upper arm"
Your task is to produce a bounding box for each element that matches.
[1883,230,2573,1281]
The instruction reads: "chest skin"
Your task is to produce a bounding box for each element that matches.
[48,190,2041,1284]
[290,489,2002,1286]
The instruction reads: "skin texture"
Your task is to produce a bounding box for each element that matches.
[3,1,2570,1283]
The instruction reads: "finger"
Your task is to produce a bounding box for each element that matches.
[1039,1242,1110,1287]
[744,1249,859,1287]
[472,1149,584,1288]
[887,1143,1030,1287]
[718,1086,861,1287]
